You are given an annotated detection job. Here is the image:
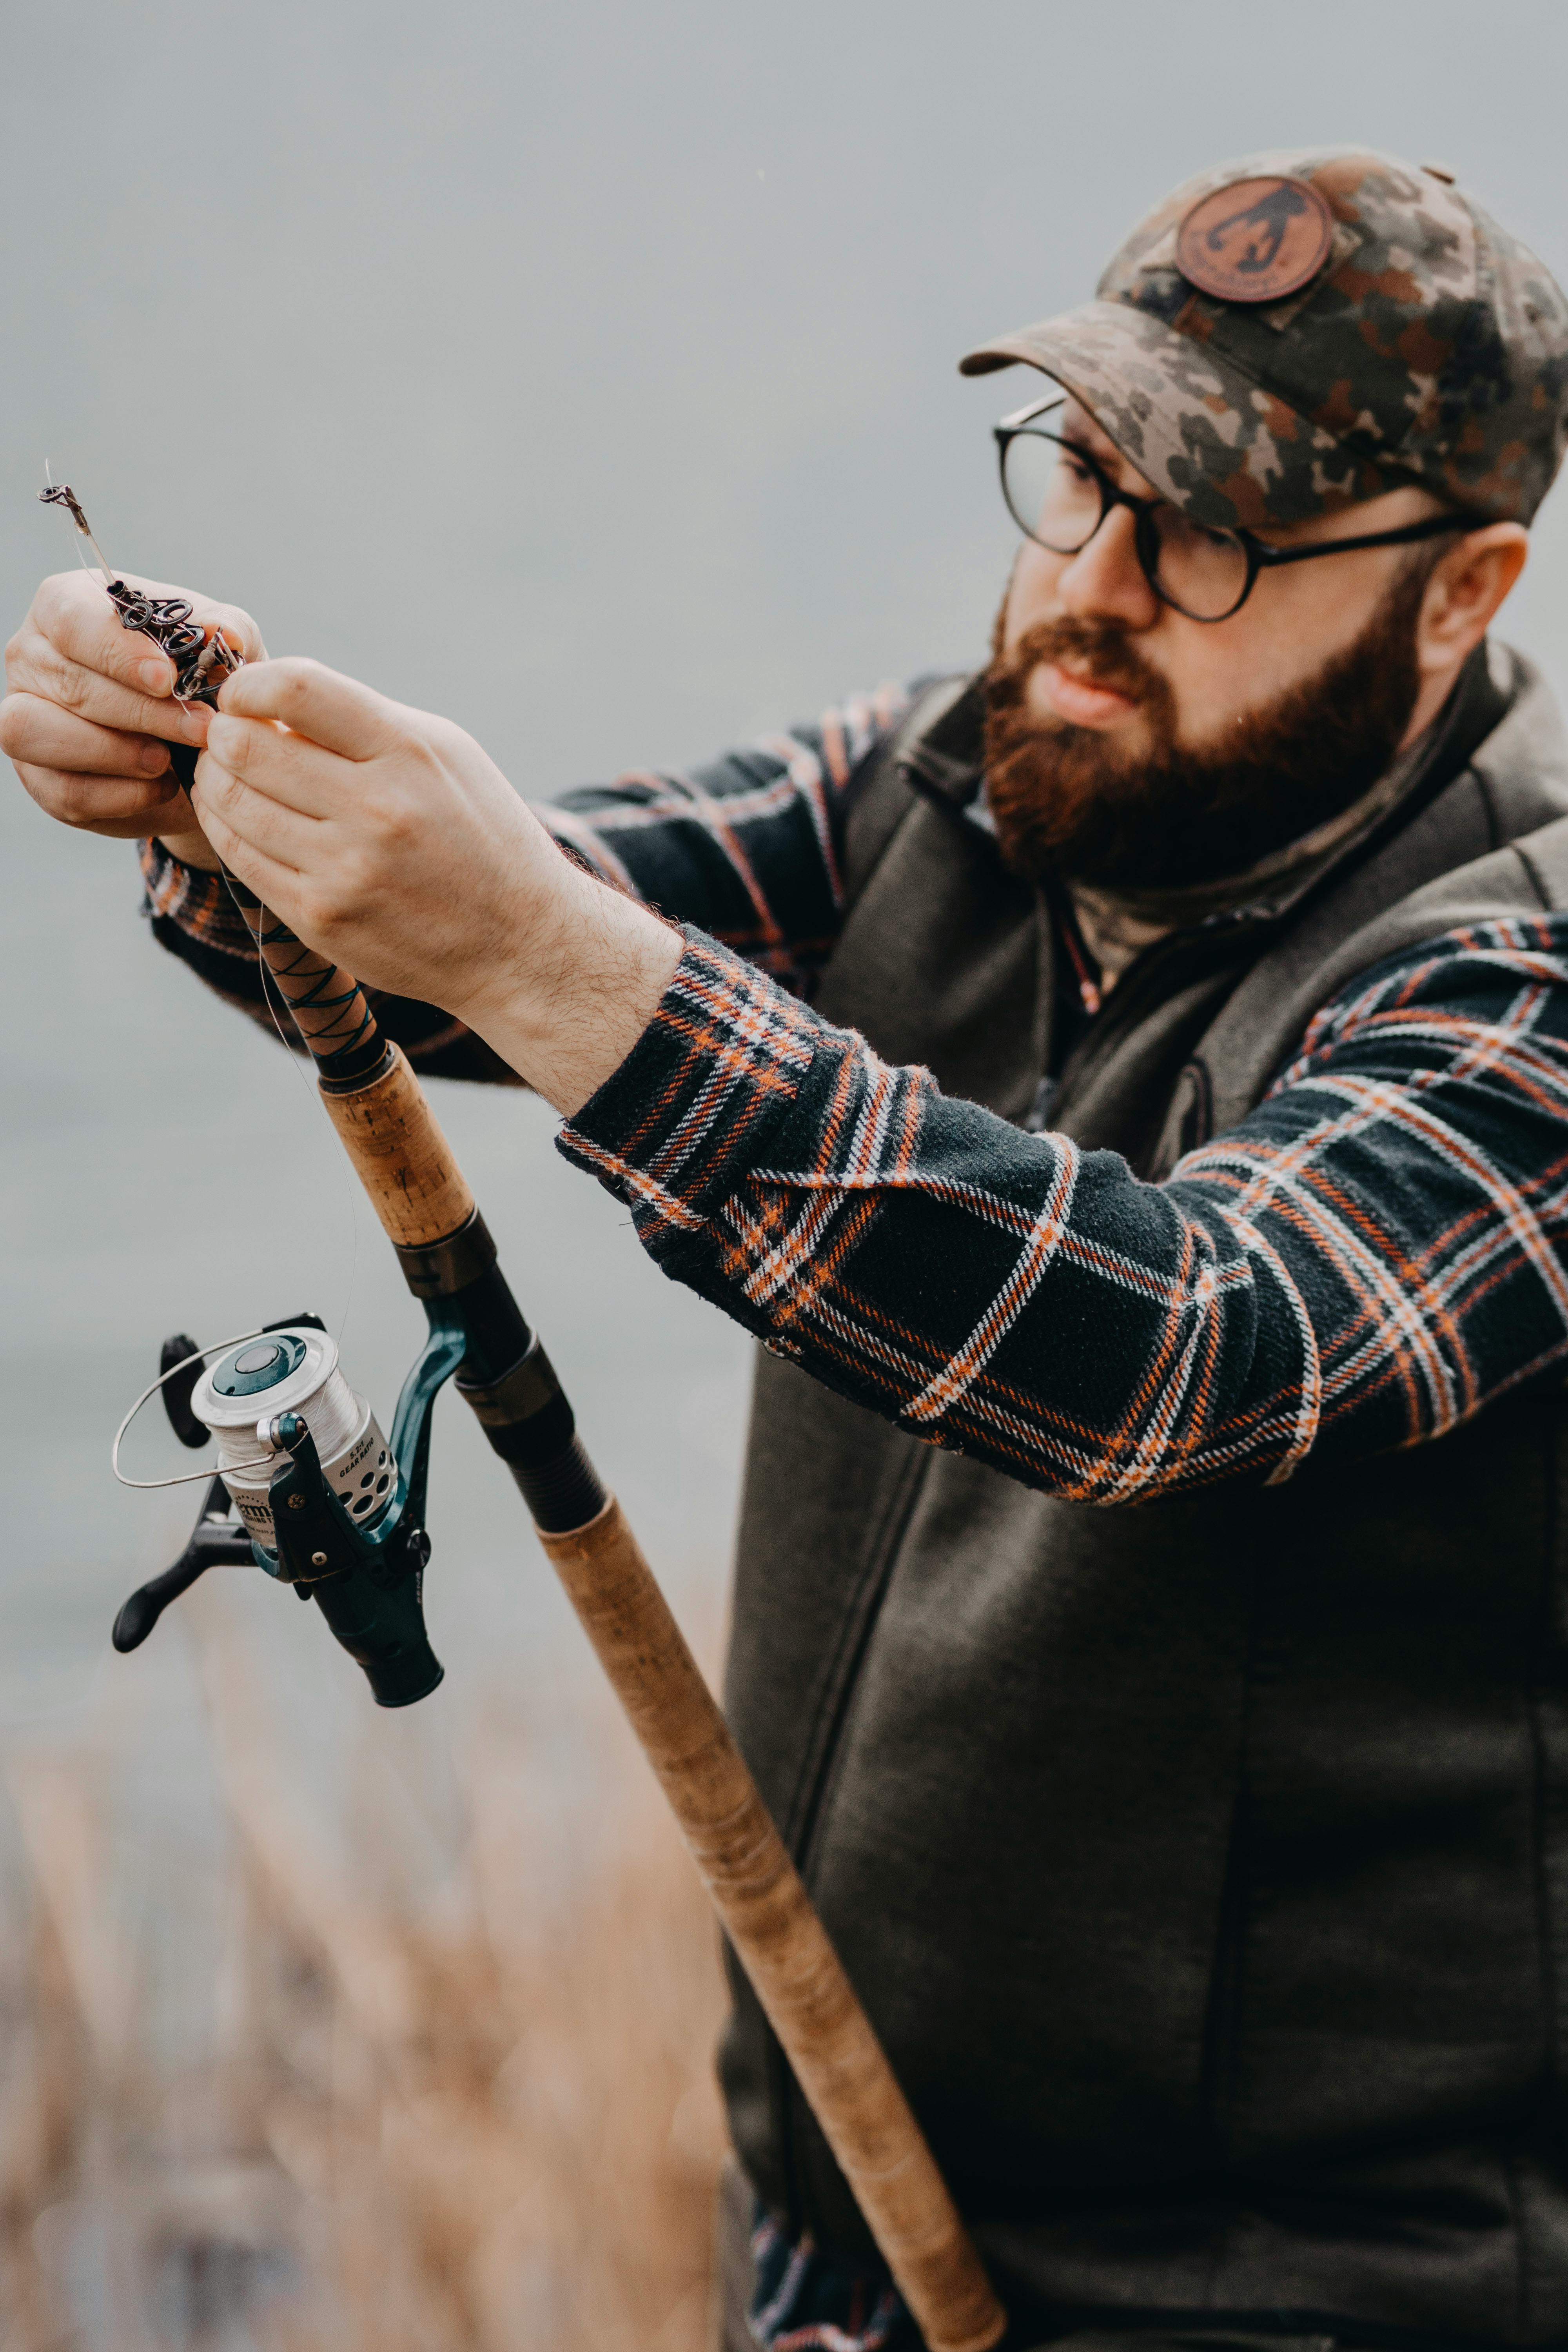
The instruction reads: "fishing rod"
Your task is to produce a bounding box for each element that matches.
[38,485,1008,2352]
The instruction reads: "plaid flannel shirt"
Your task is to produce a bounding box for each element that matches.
[142,680,1568,1518]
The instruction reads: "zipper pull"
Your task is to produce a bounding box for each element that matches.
[1024,1075,1058,1134]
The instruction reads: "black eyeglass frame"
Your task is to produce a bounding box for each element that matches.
[993,397,1469,623]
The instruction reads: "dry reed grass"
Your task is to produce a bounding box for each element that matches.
[0,1587,731,2351]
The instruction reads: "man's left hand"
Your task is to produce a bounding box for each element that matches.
[195,658,682,1115]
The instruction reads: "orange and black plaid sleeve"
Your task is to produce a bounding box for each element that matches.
[558,920,1568,1497]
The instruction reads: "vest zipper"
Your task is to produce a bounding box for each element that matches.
[1051,915,1266,1134]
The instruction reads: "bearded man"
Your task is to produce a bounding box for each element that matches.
[9,148,1568,2352]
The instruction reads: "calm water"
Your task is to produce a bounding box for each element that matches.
[3,0,1568,2016]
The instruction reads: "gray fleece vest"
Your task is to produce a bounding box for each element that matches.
[719,644,1568,2347]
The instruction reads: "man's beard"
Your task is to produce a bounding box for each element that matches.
[983,563,1430,893]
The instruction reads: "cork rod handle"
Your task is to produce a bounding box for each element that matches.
[316,1044,475,1248]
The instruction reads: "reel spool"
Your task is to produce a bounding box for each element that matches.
[190,1328,397,1548]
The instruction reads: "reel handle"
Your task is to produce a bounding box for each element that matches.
[112,1473,255,1652]
[316,1043,476,1246]
[160,1331,209,1449]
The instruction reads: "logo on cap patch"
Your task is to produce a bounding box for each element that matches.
[1176,174,1334,304]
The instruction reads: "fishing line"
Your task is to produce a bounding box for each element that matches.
[42,461,114,581]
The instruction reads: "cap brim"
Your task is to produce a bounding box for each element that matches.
[960,298,1381,530]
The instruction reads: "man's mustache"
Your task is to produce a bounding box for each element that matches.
[989,616,1163,714]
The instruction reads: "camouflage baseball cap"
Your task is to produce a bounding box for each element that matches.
[960,148,1568,531]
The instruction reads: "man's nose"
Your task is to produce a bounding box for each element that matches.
[1057,503,1159,629]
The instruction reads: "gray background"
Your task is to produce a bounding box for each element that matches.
[1,1,1566,1877]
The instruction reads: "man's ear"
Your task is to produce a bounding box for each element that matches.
[1414,522,1529,682]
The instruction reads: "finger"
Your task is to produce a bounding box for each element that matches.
[218,657,405,761]
[34,568,265,691]
[203,709,352,818]
[6,620,214,747]
[0,688,174,780]
[196,791,311,917]
[194,748,328,867]
[24,570,174,699]
[11,755,183,836]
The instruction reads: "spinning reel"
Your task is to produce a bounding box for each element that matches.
[114,1305,466,1706]
[112,1188,603,1711]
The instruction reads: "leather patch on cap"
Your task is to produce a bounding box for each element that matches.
[1176,174,1335,304]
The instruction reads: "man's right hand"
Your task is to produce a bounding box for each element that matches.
[2,570,265,866]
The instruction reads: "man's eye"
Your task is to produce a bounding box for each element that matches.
[1170,516,1241,553]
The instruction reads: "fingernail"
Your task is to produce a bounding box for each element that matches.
[183,704,213,740]
[138,740,170,775]
[138,657,171,694]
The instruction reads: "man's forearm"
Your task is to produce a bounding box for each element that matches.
[455,864,684,1115]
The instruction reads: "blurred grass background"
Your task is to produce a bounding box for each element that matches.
[0,1586,728,2347]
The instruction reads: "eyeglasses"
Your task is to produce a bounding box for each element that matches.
[994,398,1468,623]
